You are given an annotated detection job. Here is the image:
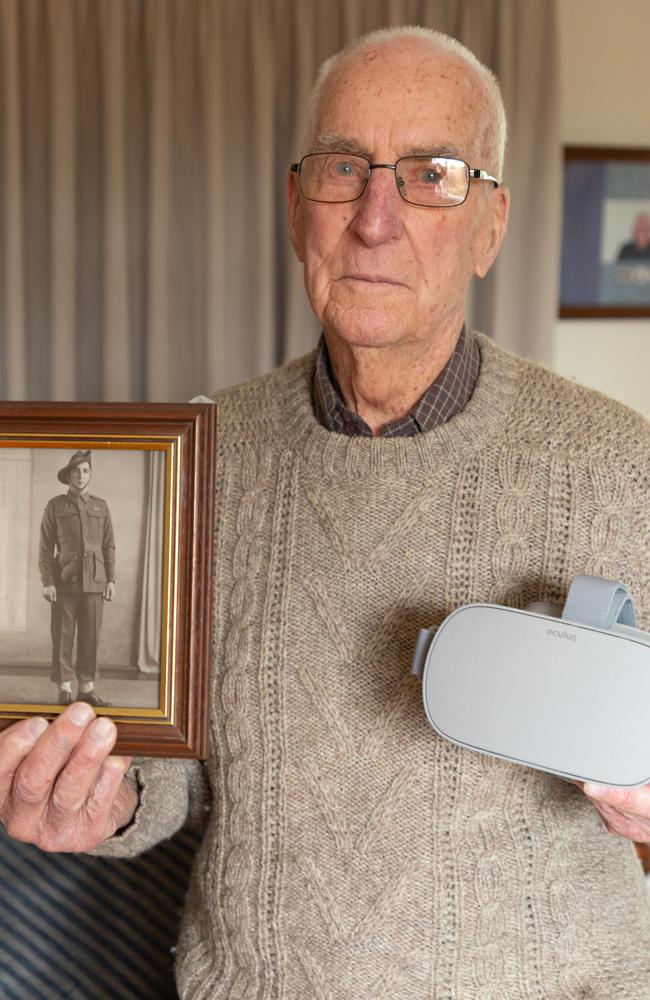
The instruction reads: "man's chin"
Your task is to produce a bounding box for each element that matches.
[323,307,411,350]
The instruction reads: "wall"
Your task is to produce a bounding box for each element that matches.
[554,0,650,418]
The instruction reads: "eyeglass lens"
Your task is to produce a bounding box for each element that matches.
[298,153,470,207]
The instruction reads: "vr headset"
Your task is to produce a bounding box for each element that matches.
[411,575,650,787]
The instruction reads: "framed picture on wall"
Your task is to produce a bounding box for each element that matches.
[559,146,650,318]
[0,400,216,758]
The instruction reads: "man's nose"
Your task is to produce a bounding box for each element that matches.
[349,167,404,246]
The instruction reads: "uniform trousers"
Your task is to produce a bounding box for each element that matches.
[50,593,104,685]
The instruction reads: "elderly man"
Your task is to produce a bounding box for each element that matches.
[2,26,650,998]
[618,211,650,261]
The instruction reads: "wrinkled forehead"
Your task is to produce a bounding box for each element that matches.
[313,43,488,161]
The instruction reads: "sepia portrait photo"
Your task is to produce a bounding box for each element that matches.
[0,445,166,713]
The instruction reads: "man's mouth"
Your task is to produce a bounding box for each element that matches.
[343,273,404,286]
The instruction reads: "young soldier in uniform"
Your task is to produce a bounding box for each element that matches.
[38,450,115,707]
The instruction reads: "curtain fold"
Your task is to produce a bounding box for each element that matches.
[0,0,560,402]
[2,0,27,398]
[100,0,130,401]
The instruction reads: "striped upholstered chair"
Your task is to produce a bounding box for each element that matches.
[0,823,201,999]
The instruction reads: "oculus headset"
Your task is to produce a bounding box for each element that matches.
[411,575,650,787]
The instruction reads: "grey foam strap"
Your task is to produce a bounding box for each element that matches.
[561,574,637,630]
[411,628,435,678]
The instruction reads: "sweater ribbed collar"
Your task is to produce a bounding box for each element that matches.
[277,333,523,479]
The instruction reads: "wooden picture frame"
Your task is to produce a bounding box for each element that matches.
[559,146,650,318]
[0,401,216,758]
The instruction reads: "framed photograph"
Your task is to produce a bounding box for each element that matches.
[559,146,650,318]
[0,401,216,758]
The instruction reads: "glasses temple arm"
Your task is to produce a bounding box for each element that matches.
[469,167,499,186]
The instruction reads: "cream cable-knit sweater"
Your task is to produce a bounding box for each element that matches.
[97,334,650,999]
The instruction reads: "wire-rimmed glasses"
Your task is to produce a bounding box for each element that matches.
[290,152,499,208]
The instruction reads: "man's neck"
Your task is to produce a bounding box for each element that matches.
[324,324,463,435]
[68,486,89,499]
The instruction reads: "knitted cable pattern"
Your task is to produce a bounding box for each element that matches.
[194,447,273,1000]
[103,334,650,999]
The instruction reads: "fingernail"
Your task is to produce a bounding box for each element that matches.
[90,717,115,744]
[105,756,129,775]
[26,717,49,741]
[68,702,94,726]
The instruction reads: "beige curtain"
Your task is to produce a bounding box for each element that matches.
[0,0,559,403]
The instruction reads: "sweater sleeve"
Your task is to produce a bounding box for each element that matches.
[88,756,210,858]
[631,474,650,631]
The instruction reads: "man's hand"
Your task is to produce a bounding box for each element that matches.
[103,582,116,602]
[579,781,650,843]
[0,703,137,853]
[42,585,57,603]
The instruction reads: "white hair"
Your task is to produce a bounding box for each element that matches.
[301,26,507,178]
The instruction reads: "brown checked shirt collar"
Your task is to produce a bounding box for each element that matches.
[312,326,480,437]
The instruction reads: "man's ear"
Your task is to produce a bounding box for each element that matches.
[287,169,305,263]
[473,185,510,278]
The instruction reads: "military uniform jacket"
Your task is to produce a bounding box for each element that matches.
[39,492,116,594]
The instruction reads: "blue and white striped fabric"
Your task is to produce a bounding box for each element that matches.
[0,824,201,999]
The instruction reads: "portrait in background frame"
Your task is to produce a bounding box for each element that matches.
[560,146,650,318]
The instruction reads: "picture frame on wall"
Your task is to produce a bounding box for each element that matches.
[559,146,650,318]
[0,400,217,759]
